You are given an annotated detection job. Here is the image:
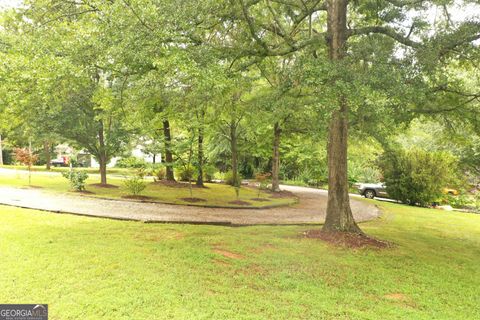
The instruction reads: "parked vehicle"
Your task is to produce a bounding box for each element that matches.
[357,182,460,200]
[50,157,69,167]
[357,183,389,199]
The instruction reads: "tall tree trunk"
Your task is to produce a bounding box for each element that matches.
[44,140,51,170]
[230,121,239,187]
[271,122,281,192]
[323,0,362,233]
[163,120,175,181]
[0,134,3,166]
[196,125,205,187]
[98,122,108,185]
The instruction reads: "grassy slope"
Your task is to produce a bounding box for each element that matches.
[0,170,295,208]
[0,202,479,319]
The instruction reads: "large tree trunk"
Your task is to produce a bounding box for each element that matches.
[271,122,281,192]
[230,121,239,187]
[98,122,108,185]
[196,125,205,187]
[44,140,51,170]
[0,134,3,166]
[163,120,175,181]
[323,0,362,233]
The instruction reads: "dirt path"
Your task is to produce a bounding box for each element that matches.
[0,185,380,225]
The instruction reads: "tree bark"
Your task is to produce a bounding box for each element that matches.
[323,0,362,233]
[196,125,205,187]
[271,122,281,192]
[98,122,108,185]
[230,121,239,187]
[44,140,51,170]
[163,120,175,181]
[0,134,3,166]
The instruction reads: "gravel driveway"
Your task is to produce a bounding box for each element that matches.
[0,185,380,225]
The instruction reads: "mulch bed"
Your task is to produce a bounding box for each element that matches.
[244,184,296,199]
[90,183,119,189]
[268,190,296,199]
[122,195,155,201]
[152,180,207,189]
[304,230,392,249]
[180,197,207,203]
[251,198,271,202]
[228,200,252,206]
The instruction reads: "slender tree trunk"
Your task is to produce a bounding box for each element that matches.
[98,122,108,185]
[196,125,205,187]
[271,122,281,192]
[99,154,107,185]
[163,120,175,181]
[230,121,239,187]
[323,0,362,233]
[44,140,51,170]
[28,138,32,185]
[153,154,156,165]
[0,134,3,166]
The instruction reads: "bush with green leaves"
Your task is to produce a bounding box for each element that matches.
[123,175,146,196]
[379,149,458,206]
[295,166,327,188]
[203,165,216,183]
[62,171,89,191]
[443,193,470,209]
[153,167,166,182]
[116,156,147,168]
[348,162,382,184]
[224,170,242,186]
[177,165,195,182]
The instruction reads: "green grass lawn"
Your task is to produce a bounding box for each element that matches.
[0,202,479,319]
[0,169,295,208]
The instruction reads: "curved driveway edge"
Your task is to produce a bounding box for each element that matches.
[0,185,381,225]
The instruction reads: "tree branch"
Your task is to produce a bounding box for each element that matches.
[347,26,421,48]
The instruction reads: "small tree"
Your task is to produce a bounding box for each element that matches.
[379,149,458,206]
[255,172,271,198]
[14,147,38,185]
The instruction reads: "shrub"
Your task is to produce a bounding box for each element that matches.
[123,175,146,195]
[178,165,195,182]
[443,193,470,208]
[203,165,216,183]
[348,162,382,184]
[296,167,327,188]
[153,167,166,182]
[379,149,458,206]
[62,171,89,191]
[224,170,242,186]
[116,156,147,168]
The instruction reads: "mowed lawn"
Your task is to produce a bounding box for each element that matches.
[0,202,479,319]
[0,170,296,208]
